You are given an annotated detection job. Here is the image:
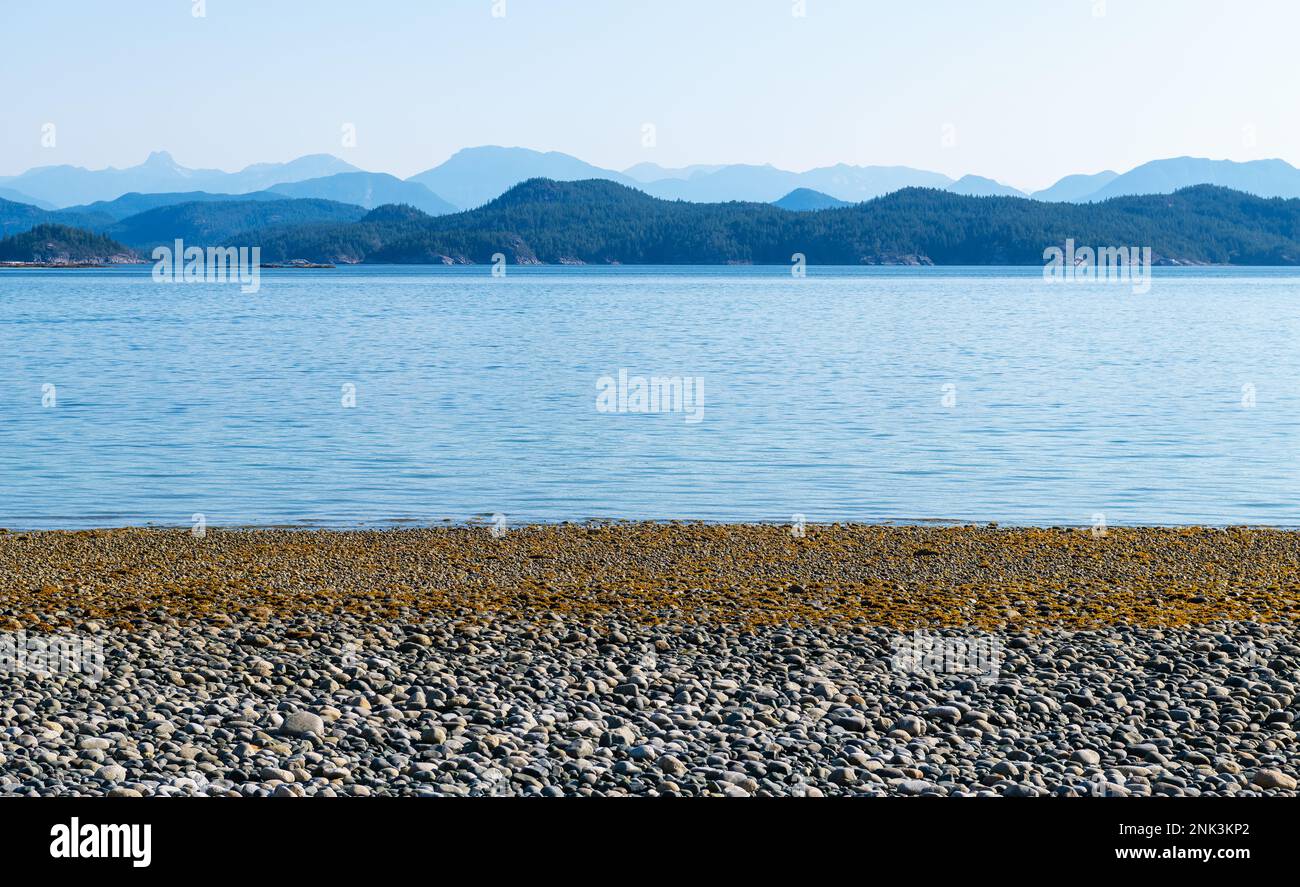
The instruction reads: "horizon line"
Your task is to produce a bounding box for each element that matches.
[5,145,1295,197]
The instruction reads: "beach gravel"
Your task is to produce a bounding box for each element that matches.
[0,524,1298,797]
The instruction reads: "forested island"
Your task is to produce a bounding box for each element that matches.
[4,181,1300,266]
[245,181,1300,265]
[0,224,138,266]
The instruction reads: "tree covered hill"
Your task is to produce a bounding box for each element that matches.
[0,224,139,264]
[268,172,457,217]
[0,197,105,238]
[0,197,54,237]
[773,188,853,211]
[104,198,369,250]
[60,189,287,222]
[245,179,1300,265]
[1,193,367,246]
[10,181,1300,266]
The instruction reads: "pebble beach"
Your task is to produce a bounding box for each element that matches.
[1,523,1298,796]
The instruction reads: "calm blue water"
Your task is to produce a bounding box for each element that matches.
[1,265,1298,529]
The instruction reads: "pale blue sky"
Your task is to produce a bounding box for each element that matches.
[1,0,1293,190]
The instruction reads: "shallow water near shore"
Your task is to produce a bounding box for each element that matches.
[1,265,1298,529]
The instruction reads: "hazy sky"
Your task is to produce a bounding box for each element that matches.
[2,0,1294,190]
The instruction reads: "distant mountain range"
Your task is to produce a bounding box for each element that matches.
[773,189,851,211]
[5,179,1300,266]
[59,190,287,223]
[9,147,1300,213]
[7,146,1300,267]
[0,192,366,248]
[406,146,636,212]
[948,175,1027,198]
[1028,171,1120,202]
[267,172,456,216]
[0,186,53,209]
[403,149,1017,206]
[622,162,728,183]
[0,151,358,207]
[1068,157,1300,201]
[102,199,367,250]
[173,180,1300,266]
[0,198,60,238]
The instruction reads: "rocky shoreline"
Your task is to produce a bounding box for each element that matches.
[1,524,1297,796]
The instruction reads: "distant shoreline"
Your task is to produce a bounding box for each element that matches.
[0,261,127,268]
[7,181,1300,267]
[0,259,1270,270]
